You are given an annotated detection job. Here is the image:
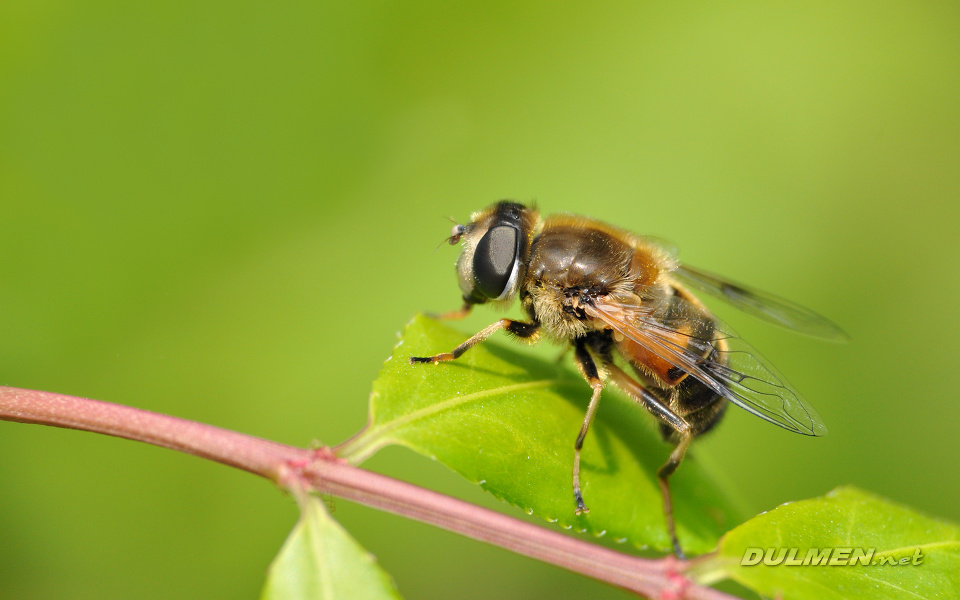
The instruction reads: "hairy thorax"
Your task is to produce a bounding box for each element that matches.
[521,219,655,340]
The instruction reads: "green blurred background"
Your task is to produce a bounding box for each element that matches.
[2,2,958,598]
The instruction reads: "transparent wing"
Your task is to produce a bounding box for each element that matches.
[585,295,828,436]
[672,265,848,342]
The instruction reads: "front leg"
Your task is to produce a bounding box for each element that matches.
[426,301,473,321]
[409,318,540,364]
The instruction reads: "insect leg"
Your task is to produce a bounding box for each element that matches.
[657,431,692,559]
[409,319,540,364]
[606,363,692,558]
[571,339,604,515]
[426,302,473,321]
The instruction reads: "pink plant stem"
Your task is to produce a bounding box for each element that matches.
[0,386,735,600]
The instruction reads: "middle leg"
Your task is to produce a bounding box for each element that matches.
[571,338,604,515]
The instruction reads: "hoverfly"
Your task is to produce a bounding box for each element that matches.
[410,201,844,556]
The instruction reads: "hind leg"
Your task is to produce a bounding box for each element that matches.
[606,364,692,558]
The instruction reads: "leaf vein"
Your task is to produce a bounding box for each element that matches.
[366,379,571,446]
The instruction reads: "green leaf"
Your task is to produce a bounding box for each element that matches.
[695,486,960,600]
[261,492,403,600]
[337,314,745,554]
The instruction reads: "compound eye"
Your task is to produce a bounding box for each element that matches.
[473,225,520,299]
